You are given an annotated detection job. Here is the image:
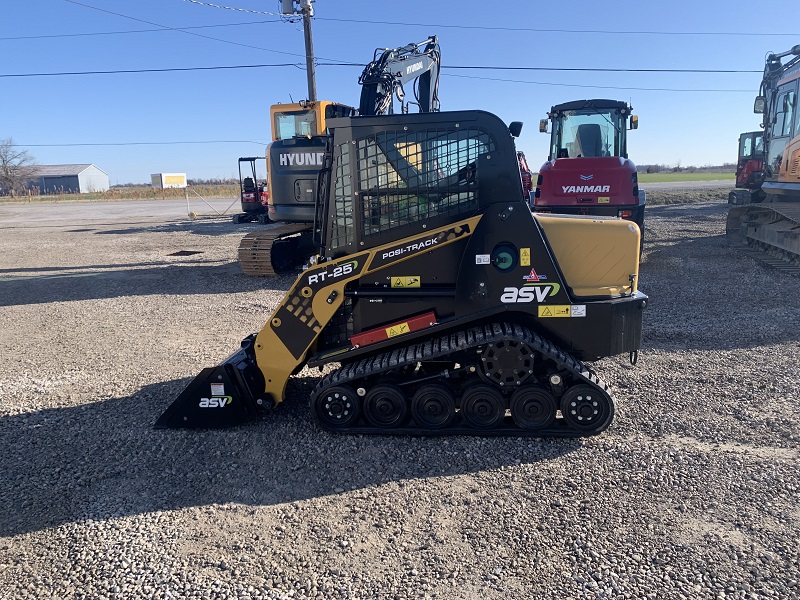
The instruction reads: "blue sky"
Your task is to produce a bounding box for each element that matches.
[2,0,796,184]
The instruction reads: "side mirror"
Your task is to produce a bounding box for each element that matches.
[629,115,639,130]
[754,96,765,114]
[539,119,549,133]
[509,121,523,138]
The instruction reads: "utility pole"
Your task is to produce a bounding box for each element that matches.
[280,0,317,102]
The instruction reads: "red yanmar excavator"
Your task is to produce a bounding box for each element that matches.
[532,99,644,243]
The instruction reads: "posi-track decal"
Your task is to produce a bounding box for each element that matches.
[368,222,473,270]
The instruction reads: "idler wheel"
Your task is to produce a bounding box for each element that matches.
[560,384,614,432]
[411,384,456,429]
[364,384,409,428]
[460,384,505,430]
[510,386,557,430]
[313,385,360,429]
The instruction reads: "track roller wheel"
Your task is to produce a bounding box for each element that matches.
[460,384,505,430]
[411,384,455,430]
[364,384,409,428]
[560,384,614,433]
[510,386,556,430]
[313,385,360,429]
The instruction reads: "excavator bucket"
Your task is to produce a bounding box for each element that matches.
[155,337,264,429]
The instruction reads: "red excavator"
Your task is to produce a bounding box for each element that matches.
[532,99,644,239]
[729,132,765,205]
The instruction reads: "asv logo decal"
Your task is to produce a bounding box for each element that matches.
[501,283,561,303]
[307,260,358,285]
[199,396,233,408]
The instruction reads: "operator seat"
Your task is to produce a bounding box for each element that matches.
[243,177,256,193]
[577,124,603,158]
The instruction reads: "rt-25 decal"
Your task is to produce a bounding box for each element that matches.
[307,260,358,285]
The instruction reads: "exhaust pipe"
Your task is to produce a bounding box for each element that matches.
[155,335,266,429]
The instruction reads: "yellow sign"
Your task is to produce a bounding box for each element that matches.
[391,276,421,288]
[538,305,571,318]
[598,196,610,204]
[520,248,531,267]
[386,322,410,338]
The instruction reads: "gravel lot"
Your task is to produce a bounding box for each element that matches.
[1,196,799,599]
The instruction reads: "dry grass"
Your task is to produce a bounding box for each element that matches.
[0,185,238,204]
[645,189,729,205]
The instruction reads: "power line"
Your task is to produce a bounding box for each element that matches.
[62,0,313,60]
[0,62,762,85]
[0,20,283,41]
[314,17,798,37]
[180,0,796,37]
[444,73,754,93]
[0,64,302,78]
[182,0,285,17]
[16,140,267,147]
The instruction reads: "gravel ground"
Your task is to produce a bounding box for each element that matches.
[1,196,799,599]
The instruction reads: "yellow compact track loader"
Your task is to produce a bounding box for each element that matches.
[157,109,646,436]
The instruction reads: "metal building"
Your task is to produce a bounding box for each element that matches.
[30,164,110,194]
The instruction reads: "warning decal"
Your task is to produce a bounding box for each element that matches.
[571,305,586,317]
[520,248,531,267]
[539,305,570,318]
[386,322,410,338]
[538,305,586,318]
[391,276,421,288]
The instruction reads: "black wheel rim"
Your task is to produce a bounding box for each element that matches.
[314,385,360,429]
[481,339,534,387]
[411,384,455,429]
[364,384,408,428]
[460,384,505,429]
[510,386,557,430]
[560,384,614,432]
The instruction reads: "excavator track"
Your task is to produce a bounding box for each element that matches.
[310,322,616,437]
[237,224,314,276]
[726,202,800,275]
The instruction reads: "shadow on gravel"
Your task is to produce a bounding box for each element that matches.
[0,262,298,307]
[0,376,580,537]
[88,219,255,238]
[60,218,273,239]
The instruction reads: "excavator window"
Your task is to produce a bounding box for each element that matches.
[274,109,318,140]
[550,108,624,159]
[772,85,796,139]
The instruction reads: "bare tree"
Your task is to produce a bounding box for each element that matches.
[0,138,38,197]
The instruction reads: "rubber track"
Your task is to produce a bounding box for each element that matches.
[311,322,616,437]
[727,203,800,276]
[237,224,312,276]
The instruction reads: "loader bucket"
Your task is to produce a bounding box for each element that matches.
[155,337,264,429]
